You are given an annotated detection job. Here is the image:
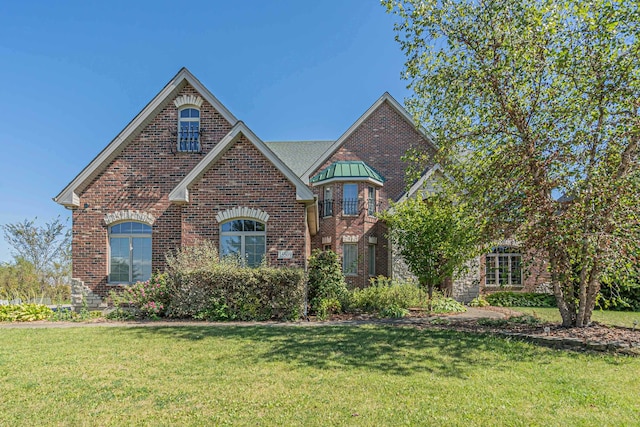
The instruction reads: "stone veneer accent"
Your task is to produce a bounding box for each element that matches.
[71,278,108,311]
[215,207,270,223]
[104,210,155,226]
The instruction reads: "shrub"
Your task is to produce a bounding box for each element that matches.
[109,273,170,319]
[349,277,426,312]
[597,281,640,311]
[469,296,489,307]
[316,298,342,320]
[0,303,53,322]
[379,305,410,318]
[485,291,556,308]
[431,297,466,313]
[167,265,305,321]
[307,250,349,314]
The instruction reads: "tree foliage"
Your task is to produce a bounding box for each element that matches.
[1,216,71,292]
[385,0,640,326]
[379,194,478,306]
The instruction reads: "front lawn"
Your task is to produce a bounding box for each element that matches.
[512,307,640,328]
[0,325,638,426]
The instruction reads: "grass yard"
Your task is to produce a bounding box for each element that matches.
[1,325,639,426]
[512,307,640,328]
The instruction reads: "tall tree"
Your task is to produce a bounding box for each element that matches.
[379,193,478,308]
[2,217,71,291]
[385,0,640,326]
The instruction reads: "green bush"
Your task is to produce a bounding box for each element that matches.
[307,250,349,315]
[109,273,170,319]
[431,297,466,313]
[379,304,410,318]
[0,303,53,322]
[316,298,342,320]
[485,291,556,307]
[469,296,489,307]
[167,265,305,321]
[597,281,640,311]
[348,277,426,313]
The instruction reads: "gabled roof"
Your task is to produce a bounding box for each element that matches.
[396,164,444,203]
[300,92,437,184]
[54,68,238,208]
[169,122,315,203]
[264,140,335,178]
[310,161,385,186]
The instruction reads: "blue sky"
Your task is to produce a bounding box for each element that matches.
[0,0,411,262]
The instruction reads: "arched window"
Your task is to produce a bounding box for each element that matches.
[220,219,266,267]
[109,222,152,283]
[178,107,200,152]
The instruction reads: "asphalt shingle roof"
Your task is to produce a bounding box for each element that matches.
[264,140,335,178]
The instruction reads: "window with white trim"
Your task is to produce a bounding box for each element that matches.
[323,186,333,217]
[343,183,358,215]
[485,246,522,286]
[343,243,358,276]
[178,107,200,152]
[367,186,377,216]
[220,219,266,267]
[109,222,152,283]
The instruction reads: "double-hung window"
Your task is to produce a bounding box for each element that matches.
[178,107,200,152]
[109,222,152,283]
[220,219,266,267]
[367,186,376,216]
[485,246,522,286]
[343,183,358,216]
[343,243,358,276]
[323,186,333,217]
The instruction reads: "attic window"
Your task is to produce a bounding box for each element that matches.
[178,107,200,152]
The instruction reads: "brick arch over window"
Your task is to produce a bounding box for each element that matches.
[215,207,270,224]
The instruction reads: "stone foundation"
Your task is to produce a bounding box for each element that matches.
[71,278,108,311]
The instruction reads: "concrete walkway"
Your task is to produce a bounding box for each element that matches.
[0,307,505,329]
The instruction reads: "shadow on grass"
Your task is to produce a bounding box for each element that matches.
[112,324,550,378]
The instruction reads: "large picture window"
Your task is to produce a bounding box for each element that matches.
[178,107,200,152]
[485,246,522,287]
[220,219,266,267]
[109,222,152,283]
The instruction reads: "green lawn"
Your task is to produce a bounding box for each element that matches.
[0,325,638,426]
[512,307,640,328]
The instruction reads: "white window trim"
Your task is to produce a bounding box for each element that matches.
[219,219,267,267]
[177,106,201,152]
[342,183,359,216]
[108,222,152,285]
[343,243,358,276]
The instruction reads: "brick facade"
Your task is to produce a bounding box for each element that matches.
[60,69,550,309]
[72,83,234,299]
[309,100,434,287]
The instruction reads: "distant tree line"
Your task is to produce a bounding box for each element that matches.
[0,217,71,302]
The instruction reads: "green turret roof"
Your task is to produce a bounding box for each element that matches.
[310,161,385,185]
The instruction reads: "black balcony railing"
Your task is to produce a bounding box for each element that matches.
[179,129,201,152]
[318,199,383,217]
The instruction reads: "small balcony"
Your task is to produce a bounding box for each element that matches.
[178,129,201,153]
[319,199,382,218]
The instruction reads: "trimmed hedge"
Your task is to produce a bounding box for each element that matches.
[485,291,557,308]
[167,266,305,321]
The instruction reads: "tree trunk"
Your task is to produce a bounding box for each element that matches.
[549,257,575,327]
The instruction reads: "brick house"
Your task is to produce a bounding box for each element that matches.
[55,68,547,309]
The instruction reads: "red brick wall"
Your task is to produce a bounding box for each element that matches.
[310,100,433,287]
[182,135,307,268]
[72,83,233,298]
